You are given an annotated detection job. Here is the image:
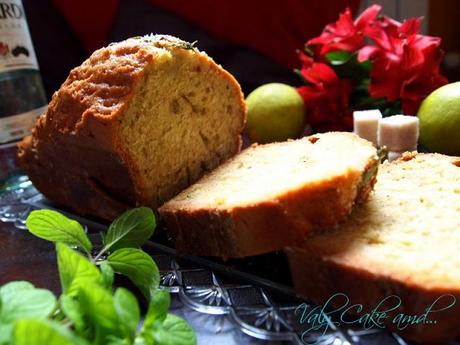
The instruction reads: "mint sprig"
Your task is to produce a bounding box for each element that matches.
[102,207,156,253]
[107,248,160,299]
[140,289,196,345]
[13,319,89,345]
[57,242,102,295]
[0,281,56,323]
[0,208,196,345]
[113,288,140,341]
[26,210,92,256]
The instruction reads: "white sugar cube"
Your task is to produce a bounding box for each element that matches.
[378,115,419,151]
[353,110,382,145]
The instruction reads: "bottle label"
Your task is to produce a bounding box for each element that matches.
[0,105,45,143]
[0,0,38,72]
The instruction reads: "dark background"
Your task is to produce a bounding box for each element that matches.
[22,0,460,101]
[22,0,301,99]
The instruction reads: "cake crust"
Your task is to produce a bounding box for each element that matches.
[286,153,460,343]
[18,35,245,220]
[287,248,460,344]
[159,132,379,258]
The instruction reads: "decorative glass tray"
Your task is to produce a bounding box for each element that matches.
[0,184,452,345]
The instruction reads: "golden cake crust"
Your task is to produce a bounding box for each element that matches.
[159,132,379,258]
[286,153,460,343]
[18,35,246,220]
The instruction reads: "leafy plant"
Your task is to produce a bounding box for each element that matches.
[0,208,196,345]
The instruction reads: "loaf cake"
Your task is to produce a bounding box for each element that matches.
[286,152,460,343]
[159,132,379,258]
[18,35,246,220]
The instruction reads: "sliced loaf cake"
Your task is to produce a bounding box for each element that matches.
[159,132,379,258]
[286,152,460,343]
[18,35,245,220]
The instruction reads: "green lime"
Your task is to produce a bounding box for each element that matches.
[245,83,306,144]
[417,82,460,155]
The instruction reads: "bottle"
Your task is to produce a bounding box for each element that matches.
[0,0,47,192]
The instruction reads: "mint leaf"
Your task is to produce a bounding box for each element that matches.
[0,282,38,344]
[114,288,140,340]
[0,281,34,300]
[142,289,171,342]
[103,208,155,251]
[107,248,159,299]
[105,336,130,345]
[13,319,88,345]
[152,314,196,345]
[56,243,102,295]
[78,284,120,336]
[0,323,12,345]
[145,289,170,326]
[60,295,85,333]
[100,262,114,290]
[0,283,56,323]
[26,210,92,255]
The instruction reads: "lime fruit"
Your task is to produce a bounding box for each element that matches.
[417,82,460,155]
[245,83,306,144]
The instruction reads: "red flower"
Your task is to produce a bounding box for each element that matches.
[358,16,447,113]
[297,55,352,132]
[296,4,447,133]
[307,5,381,58]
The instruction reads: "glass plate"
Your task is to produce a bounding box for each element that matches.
[1,185,456,345]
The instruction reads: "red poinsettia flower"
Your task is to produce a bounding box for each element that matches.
[297,54,352,131]
[307,4,381,58]
[358,16,447,113]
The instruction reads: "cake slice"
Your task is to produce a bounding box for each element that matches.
[159,132,379,258]
[286,152,460,343]
[18,35,245,220]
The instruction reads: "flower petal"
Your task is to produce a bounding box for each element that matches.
[355,4,381,30]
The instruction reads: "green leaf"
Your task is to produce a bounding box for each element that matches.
[100,262,115,290]
[134,334,151,345]
[114,288,140,340]
[13,319,88,345]
[142,289,170,342]
[145,289,170,328]
[78,284,120,336]
[0,281,34,300]
[26,210,92,255]
[0,323,13,345]
[103,208,155,251]
[325,51,353,65]
[329,52,372,81]
[107,248,159,299]
[105,336,130,345]
[56,243,102,295]
[60,295,85,333]
[0,283,56,323]
[360,59,372,72]
[152,314,196,345]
